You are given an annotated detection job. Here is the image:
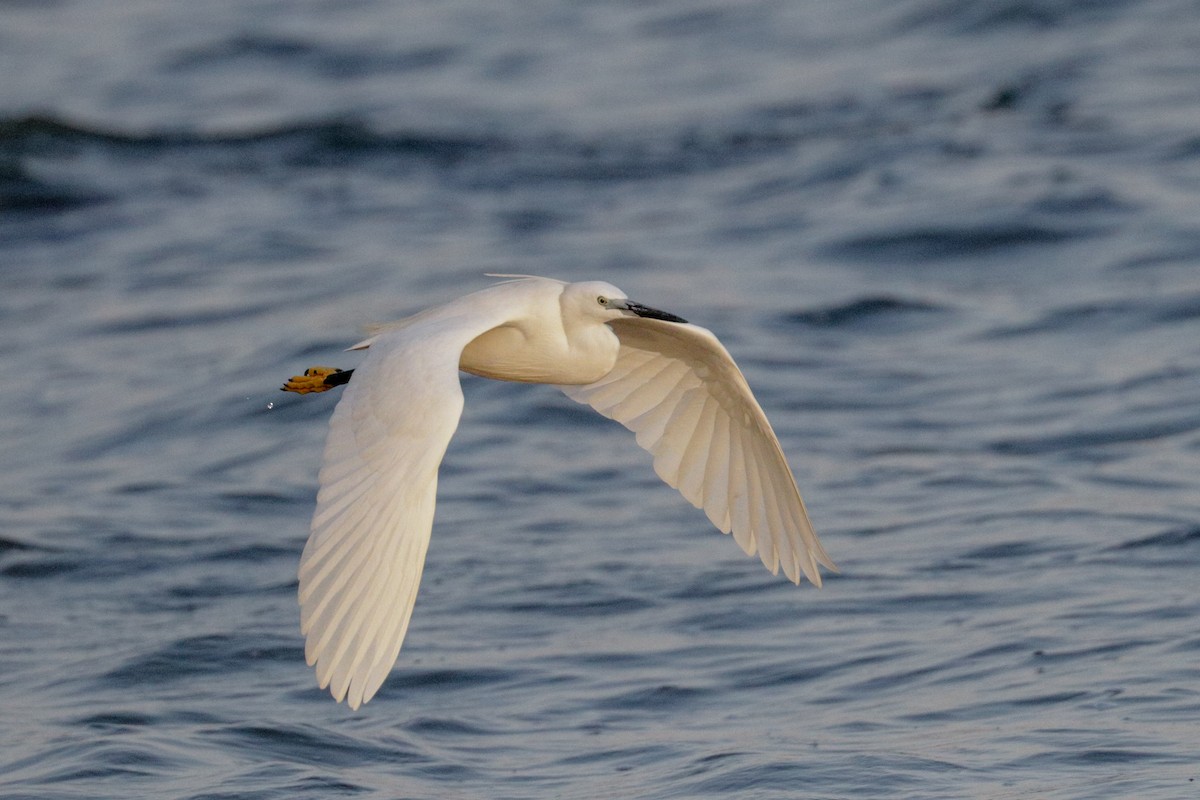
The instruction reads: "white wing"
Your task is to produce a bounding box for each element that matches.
[298,312,505,710]
[560,318,835,586]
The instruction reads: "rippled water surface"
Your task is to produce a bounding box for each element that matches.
[3,1,1199,797]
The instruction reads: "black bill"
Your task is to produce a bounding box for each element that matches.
[623,300,688,324]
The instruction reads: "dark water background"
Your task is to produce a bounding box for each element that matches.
[3,1,1199,797]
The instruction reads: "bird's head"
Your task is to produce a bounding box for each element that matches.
[563,280,688,325]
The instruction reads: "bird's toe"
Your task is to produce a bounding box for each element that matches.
[281,366,342,394]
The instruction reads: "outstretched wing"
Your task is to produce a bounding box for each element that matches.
[559,318,835,586]
[298,314,498,710]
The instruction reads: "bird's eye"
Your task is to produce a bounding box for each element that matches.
[596,296,608,306]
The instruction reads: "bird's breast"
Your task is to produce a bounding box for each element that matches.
[459,324,618,385]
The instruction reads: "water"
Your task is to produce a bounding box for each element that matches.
[2,1,1199,797]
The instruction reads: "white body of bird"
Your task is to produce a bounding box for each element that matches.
[294,276,835,709]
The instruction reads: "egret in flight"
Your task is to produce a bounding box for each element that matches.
[282,275,835,709]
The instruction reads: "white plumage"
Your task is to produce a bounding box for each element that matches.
[292,276,835,709]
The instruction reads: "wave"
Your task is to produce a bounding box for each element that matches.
[899,0,1139,35]
[818,223,1088,262]
[982,293,1200,338]
[165,34,460,80]
[0,113,499,160]
[0,99,885,195]
[782,295,949,331]
[1108,525,1200,551]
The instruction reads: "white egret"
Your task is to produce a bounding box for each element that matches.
[282,275,835,709]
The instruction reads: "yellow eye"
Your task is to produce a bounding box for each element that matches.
[597,296,608,306]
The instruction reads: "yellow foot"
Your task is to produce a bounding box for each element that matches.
[281,366,346,394]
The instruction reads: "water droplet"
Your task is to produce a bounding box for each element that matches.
[266,401,274,410]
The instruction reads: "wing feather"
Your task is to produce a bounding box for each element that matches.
[576,351,664,413]
[620,364,698,439]
[756,453,794,580]
[742,435,776,575]
[676,395,717,505]
[560,318,834,586]
[298,307,511,709]
[701,409,732,532]
[651,386,707,486]
[725,425,756,556]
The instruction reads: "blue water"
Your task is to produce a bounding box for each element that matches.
[2,1,1199,797]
